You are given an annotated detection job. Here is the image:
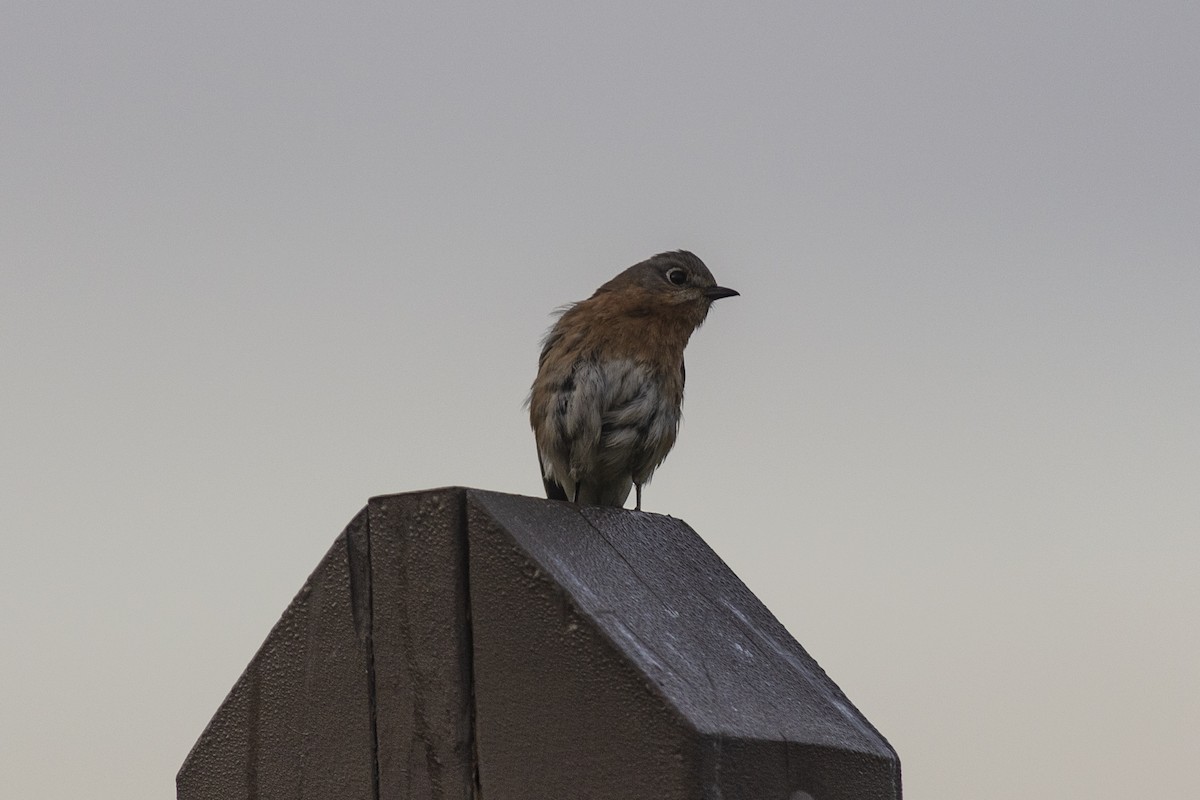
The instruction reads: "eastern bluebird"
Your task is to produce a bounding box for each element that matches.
[529,250,738,510]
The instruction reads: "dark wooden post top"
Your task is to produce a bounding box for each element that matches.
[177,487,901,800]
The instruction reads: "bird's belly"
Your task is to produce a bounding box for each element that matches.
[591,359,679,481]
[536,358,680,506]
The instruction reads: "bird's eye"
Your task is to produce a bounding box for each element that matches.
[666,268,688,286]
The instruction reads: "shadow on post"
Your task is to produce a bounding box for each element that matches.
[177,487,901,799]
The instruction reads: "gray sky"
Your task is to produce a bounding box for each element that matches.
[2,3,1197,798]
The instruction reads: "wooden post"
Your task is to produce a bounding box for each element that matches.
[178,488,901,799]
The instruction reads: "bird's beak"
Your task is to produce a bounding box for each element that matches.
[703,286,740,301]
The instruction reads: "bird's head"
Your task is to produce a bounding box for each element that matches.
[597,250,738,326]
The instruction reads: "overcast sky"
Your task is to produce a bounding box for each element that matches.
[2,3,1197,798]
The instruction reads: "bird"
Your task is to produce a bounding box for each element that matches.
[528,250,738,510]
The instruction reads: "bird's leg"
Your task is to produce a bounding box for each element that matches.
[572,483,580,504]
[635,483,643,511]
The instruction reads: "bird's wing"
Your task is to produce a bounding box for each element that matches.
[538,451,569,501]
